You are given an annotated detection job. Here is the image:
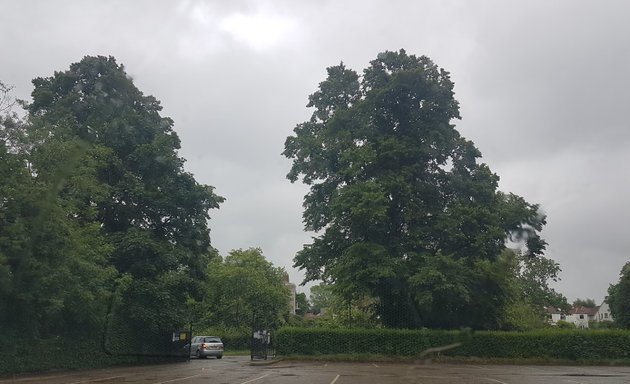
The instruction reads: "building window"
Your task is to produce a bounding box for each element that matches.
[579,315,584,319]
[605,313,609,318]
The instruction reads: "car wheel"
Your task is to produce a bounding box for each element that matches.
[217,355,223,359]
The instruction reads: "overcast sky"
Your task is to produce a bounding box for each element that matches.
[2,0,629,303]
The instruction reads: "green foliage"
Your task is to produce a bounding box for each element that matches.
[310,283,336,314]
[307,283,379,328]
[201,248,289,329]
[589,320,617,329]
[0,137,117,337]
[295,292,310,316]
[504,302,550,331]
[283,50,547,329]
[573,298,597,308]
[510,249,568,310]
[556,320,577,329]
[276,327,630,361]
[608,263,630,328]
[500,249,567,331]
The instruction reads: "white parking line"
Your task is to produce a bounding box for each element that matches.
[372,363,379,367]
[240,373,270,384]
[154,374,203,384]
[67,376,126,384]
[330,374,340,384]
[484,378,509,384]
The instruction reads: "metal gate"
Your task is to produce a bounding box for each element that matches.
[250,330,274,360]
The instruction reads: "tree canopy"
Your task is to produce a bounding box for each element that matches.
[0,56,223,341]
[284,50,547,329]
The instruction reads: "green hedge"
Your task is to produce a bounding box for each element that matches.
[458,330,630,360]
[275,327,630,361]
[1,337,126,375]
[0,336,186,376]
[275,327,464,356]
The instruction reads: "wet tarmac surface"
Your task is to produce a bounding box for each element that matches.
[3,356,630,383]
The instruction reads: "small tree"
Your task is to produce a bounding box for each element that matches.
[204,248,289,330]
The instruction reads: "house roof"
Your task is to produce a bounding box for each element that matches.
[544,306,563,314]
[569,306,599,316]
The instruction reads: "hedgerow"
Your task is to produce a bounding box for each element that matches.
[275,327,630,361]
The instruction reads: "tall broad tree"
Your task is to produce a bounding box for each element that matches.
[284,50,547,329]
[21,56,224,338]
[608,263,630,328]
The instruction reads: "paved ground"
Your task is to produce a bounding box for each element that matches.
[3,356,630,384]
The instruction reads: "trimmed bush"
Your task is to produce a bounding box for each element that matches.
[0,336,169,375]
[0,329,189,376]
[275,327,630,361]
[459,329,630,360]
[275,327,466,356]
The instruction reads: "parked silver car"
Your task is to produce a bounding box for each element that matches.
[189,336,224,359]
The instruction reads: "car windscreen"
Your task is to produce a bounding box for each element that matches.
[204,337,221,343]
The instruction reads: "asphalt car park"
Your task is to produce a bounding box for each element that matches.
[3,357,630,384]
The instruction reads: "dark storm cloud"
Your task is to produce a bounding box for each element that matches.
[2,0,629,298]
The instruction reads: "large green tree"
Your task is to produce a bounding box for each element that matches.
[2,56,223,339]
[608,263,630,328]
[284,50,547,329]
[202,248,289,329]
[0,79,117,338]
